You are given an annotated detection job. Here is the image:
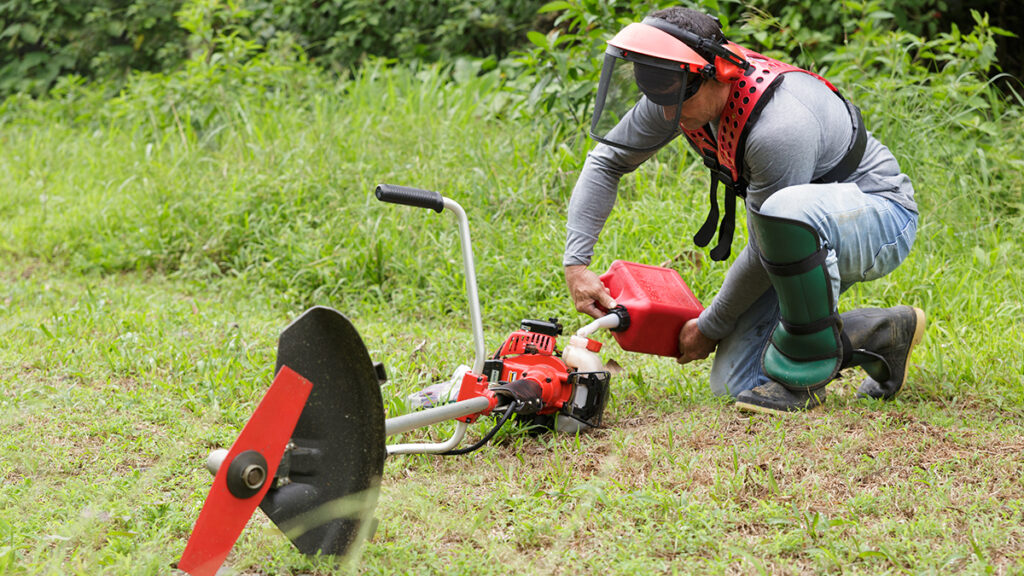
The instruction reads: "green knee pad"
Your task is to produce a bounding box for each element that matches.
[749,206,842,390]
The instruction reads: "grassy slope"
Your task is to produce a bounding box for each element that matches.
[1,57,1022,575]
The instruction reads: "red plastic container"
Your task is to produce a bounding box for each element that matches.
[599,260,704,357]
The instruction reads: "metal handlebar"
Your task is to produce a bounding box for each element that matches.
[375,184,491,454]
[375,184,445,213]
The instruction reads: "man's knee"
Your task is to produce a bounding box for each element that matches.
[757,184,826,225]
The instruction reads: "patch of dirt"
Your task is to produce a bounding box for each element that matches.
[380,401,1024,570]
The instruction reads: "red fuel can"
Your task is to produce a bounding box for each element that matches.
[599,260,704,357]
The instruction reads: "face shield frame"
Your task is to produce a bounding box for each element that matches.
[590,36,708,152]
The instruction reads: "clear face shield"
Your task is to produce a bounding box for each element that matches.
[590,46,703,152]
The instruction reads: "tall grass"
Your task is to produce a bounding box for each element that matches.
[0,48,716,330]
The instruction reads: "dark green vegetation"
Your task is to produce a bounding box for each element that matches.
[2,0,1021,98]
[1,1,1022,574]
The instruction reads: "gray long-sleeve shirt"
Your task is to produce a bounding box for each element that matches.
[565,72,916,341]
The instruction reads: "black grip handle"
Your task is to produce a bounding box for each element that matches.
[375,184,445,213]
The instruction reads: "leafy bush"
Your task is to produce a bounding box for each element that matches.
[0,0,548,98]
[0,1,187,96]
[243,0,546,70]
[502,0,1018,133]
[3,0,1018,101]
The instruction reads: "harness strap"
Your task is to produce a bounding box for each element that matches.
[693,175,740,262]
[693,174,720,248]
[813,103,867,184]
[710,187,736,262]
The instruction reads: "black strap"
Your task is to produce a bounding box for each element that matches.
[780,313,840,336]
[767,333,842,362]
[693,174,741,262]
[840,330,853,368]
[709,187,736,261]
[760,245,828,277]
[814,103,867,184]
[693,174,720,248]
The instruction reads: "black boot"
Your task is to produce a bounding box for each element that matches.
[735,381,826,415]
[840,306,926,400]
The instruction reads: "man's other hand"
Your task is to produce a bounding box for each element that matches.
[676,318,718,364]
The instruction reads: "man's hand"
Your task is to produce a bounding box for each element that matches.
[565,265,617,319]
[676,318,718,365]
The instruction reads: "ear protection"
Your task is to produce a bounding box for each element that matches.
[640,16,750,83]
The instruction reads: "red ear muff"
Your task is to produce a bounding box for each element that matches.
[713,43,748,82]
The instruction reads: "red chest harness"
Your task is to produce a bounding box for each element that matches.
[681,47,866,261]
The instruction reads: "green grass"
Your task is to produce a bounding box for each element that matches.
[1,50,1023,575]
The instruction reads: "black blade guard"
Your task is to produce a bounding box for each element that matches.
[262,306,387,557]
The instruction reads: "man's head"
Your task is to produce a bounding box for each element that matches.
[647,7,727,59]
[589,7,740,150]
[629,9,725,107]
[641,8,734,130]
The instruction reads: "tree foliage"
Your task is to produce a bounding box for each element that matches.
[0,0,1019,99]
[0,0,547,97]
[0,0,186,96]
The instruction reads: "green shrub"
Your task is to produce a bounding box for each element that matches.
[0,0,548,98]
[0,0,187,96]
[502,1,1018,136]
[243,0,546,70]
[3,0,1018,101]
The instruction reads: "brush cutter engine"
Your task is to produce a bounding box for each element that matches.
[459,317,611,437]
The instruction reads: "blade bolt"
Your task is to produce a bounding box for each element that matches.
[225,450,270,499]
[241,464,266,490]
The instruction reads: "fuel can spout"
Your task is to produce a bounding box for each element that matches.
[575,306,629,339]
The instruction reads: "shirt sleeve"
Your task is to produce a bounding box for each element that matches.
[564,98,678,267]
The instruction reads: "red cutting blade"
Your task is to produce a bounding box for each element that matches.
[178,365,313,576]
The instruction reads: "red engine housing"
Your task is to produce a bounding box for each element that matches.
[455,319,574,422]
[493,319,573,414]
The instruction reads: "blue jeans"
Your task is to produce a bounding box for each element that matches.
[709,183,918,397]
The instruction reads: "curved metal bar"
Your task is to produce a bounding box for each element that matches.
[386,421,471,455]
[443,197,487,375]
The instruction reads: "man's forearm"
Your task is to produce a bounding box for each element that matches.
[563,148,629,267]
[697,244,772,340]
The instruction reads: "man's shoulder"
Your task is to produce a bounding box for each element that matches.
[746,77,822,144]
[748,72,846,141]
[772,72,847,117]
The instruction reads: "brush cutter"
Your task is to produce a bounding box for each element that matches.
[177,184,614,575]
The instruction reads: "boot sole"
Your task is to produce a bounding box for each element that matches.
[735,400,801,416]
[896,306,927,391]
[734,392,826,416]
